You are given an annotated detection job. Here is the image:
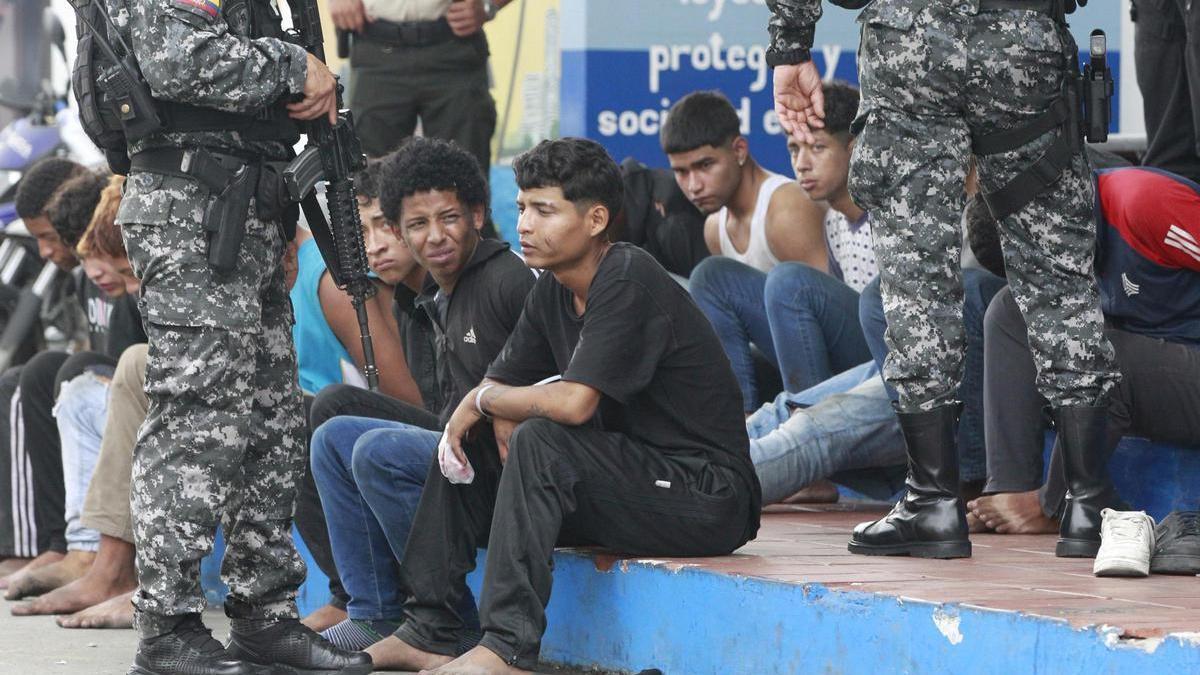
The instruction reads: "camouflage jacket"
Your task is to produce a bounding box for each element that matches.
[765,0,821,66]
[105,0,308,159]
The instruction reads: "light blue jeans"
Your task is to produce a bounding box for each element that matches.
[53,370,110,552]
[747,361,906,505]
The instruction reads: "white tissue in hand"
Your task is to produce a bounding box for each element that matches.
[438,432,475,485]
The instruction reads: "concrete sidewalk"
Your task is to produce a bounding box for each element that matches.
[0,603,229,675]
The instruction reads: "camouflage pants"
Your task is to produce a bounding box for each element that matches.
[119,170,306,635]
[848,1,1119,411]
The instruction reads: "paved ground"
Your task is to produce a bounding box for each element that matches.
[0,603,613,674]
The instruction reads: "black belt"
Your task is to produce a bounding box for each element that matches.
[359,18,455,48]
[129,147,251,194]
[977,0,1055,12]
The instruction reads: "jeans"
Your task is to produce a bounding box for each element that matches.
[747,362,906,504]
[690,256,870,412]
[311,415,479,629]
[53,369,113,553]
[859,268,1006,483]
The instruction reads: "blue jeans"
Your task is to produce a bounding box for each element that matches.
[310,416,478,626]
[690,257,871,412]
[858,268,1007,483]
[53,368,112,553]
[747,361,906,504]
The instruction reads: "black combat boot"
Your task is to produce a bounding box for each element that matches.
[1054,405,1125,558]
[848,403,971,559]
[129,613,259,675]
[226,618,373,675]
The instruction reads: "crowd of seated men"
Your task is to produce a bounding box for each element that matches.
[0,81,1197,673]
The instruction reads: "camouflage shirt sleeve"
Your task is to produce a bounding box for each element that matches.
[765,0,821,67]
[128,0,307,115]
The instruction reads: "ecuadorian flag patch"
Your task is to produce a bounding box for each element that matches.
[172,0,221,20]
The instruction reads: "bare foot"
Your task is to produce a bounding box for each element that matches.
[366,635,454,671]
[781,479,839,504]
[966,510,993,534]
[301,602,348,632]
[5,550,95,601]
[419,646,531,675]
[0,558,31,577]
[56,589,135,629]
[0,550,64,590]
[12,540,135,616]
[967,491,1058,534]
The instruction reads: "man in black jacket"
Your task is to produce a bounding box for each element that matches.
[368,138,760,675]
[309,137,534,651]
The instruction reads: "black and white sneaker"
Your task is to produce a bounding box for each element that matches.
[1151,511,1200,575]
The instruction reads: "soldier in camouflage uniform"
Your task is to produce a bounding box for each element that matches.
[106,1,371,674]
[767,0,1121,560]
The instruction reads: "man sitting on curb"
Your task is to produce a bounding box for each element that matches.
[366,138,761,674]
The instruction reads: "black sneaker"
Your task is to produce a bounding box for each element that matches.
[226,619,373,675]
[129,614,260,675]
[1150,511,1200,575]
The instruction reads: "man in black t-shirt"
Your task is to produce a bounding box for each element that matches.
[369,138,761,675]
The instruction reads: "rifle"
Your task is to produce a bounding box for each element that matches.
[283,0,379,391]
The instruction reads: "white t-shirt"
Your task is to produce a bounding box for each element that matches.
[824,209,877,293]
[364,0,450,23]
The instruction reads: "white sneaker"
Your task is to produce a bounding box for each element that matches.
[1093,509,1156,577]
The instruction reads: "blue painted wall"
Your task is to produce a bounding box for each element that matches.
[560,0,1126,176]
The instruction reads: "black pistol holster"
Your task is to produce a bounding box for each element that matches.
[129,147,260,275]
[970,0,1107,221]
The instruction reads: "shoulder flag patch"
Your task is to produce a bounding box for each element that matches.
[172,0,221,20]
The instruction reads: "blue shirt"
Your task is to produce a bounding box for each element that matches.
[290,237,358,395]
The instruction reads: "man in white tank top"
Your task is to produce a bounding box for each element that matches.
[662,89,872,415]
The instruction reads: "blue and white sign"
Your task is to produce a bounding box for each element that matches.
[561,0,1126,175]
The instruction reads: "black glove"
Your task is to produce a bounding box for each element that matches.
[1065,0,1088,12]
[829,0,871,8]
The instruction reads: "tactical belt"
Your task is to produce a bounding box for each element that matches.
[129,147,251,194]
[360,18,454,48]
[977,0,1054,13]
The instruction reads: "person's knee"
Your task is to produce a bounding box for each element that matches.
[20,350,67,394]
[112,344,149,394]
[688,255,746,298]
[982,285,1020,342]
[309,383,358,430]
[764,262,825,306]
[507,418,570,466]
[350,427,430,483]
[310,418,350,478]
[52,371,108,425]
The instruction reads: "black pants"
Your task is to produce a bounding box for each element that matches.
[348,33,496,171]
[1136,0,1200,183]
[395,418,754,670]
[296,384,441,609]
[983,287,1200,516]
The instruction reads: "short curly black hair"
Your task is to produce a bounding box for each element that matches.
[353,158,386,202]
[821,80,861,139]
[14,157,86,219]
[377,137,489,225]
[46,169,109,249]
[660,90,740,155]
[512,138,624,240]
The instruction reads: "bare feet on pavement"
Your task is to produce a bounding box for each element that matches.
[301,602,348,632]
[967,491,1058,534]
[419,646,532,675]
[365,635,454,671]
[0,550,64,591]
[12,536,135,616]
[56,589,135,629]
[5,549,95,601]
[782,479,839,505]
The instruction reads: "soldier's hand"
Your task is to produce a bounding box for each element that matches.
[288,53,338,125]
[446,0,487,37]
[330,0,368,33]
[773,61,826,145]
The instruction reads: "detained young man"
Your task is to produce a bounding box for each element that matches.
[367,138,761,674]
